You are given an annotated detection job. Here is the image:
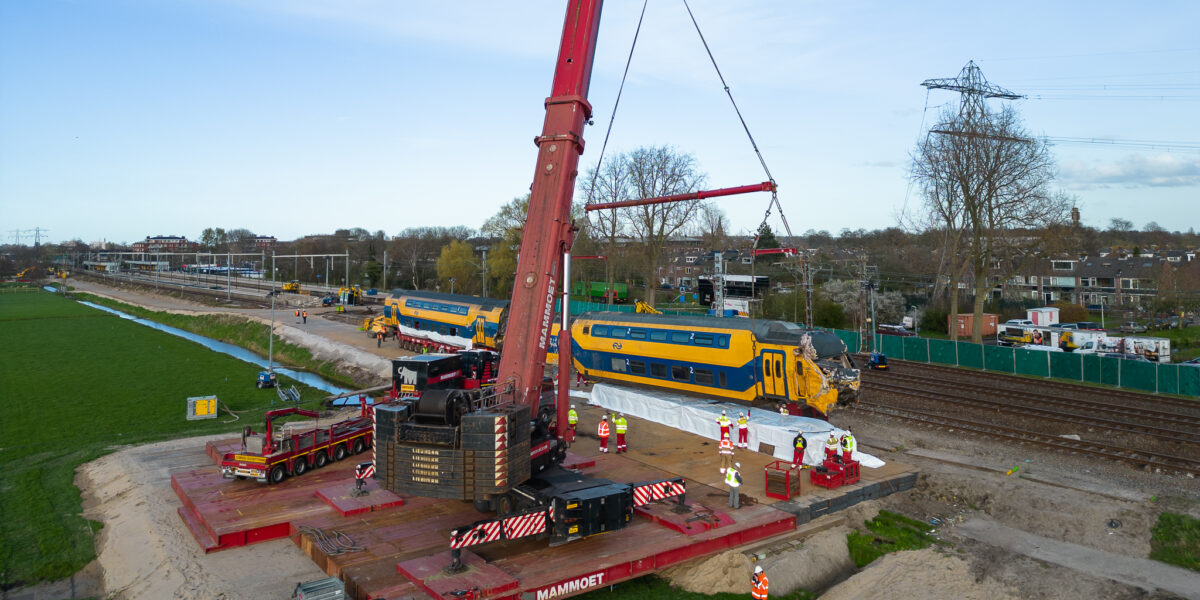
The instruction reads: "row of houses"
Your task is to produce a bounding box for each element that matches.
[1002,249,1199,307]
[123,235,278,253]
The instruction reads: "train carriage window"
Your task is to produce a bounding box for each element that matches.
[775,360,782,378]
[671,365,690,381]
[611,328,628,339]
[582,326,590,335]
[670,332,690,344]
[650,330,668,342]
[629,360,646,375]
[694,334,713,346]
[630,329,647,340]
[650,363,668,378]
[695,368,715,385]
[719,372,727,387]
[718,336,729,348]
[592,325,609,337]
[611,358,627,373]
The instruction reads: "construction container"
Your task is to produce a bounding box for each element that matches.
[763,460,801,500]
[1027,307,1060,326]
[950,313,998,337]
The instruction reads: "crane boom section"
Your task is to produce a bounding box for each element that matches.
[496,0,603,409]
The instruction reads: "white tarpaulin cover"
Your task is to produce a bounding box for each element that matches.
[395,323,473,350]
[584,384,884,468]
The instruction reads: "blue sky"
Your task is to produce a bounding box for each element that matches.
[2,0,1197,246]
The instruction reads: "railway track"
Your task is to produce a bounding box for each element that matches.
[863,370,1200,432]
[855,353,1199,412]
[855,401,1200,477]
[866,378,1200,445]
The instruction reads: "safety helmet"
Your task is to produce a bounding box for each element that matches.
[570,404,576,408]
[602,414,608,419]
[721,410,726,415]
[734,462,741,468]
[754,566,763,574]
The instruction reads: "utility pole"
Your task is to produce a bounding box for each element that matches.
[479,247,488,298]
[382,250,388,291]
[712,252,725,318]
[226,251,231,302]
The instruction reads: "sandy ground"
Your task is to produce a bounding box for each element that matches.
[75,436,329,600]
[26,278,1200,599]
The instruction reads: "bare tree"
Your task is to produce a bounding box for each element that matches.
[622,146,707,305]
[911,105,1068,342]
[580,155,632,305]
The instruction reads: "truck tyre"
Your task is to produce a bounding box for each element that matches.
[314,451,329,468]
[473,498,493,513]
[294,459,309,476]
[334,444,348,461]
[269,465,286,484]
[352,439,366,455]
[495,493,515,517]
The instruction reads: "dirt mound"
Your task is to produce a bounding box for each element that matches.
[659,550,753,594]
[818,548,1018,600]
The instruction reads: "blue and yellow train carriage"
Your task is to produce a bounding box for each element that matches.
[384,290,509,349]
[570,312,844,417]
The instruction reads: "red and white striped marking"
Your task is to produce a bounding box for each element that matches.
[502,509,548,540]
[450,521,502,549]
[495,415,508,486]
[632,479,686,507]
[355,462,375,479]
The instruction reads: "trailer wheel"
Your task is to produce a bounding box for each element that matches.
[495,493,515,517]
[352,439,366,455]
[269,465,286,484]
[314,451,329,468]
[473,498,493,513]
[294,459,309,476]
[334,444,348,461]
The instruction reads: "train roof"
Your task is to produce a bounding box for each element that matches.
[575,311,848,355]
[387,289,510,310]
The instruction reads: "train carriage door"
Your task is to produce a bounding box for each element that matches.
[473,315,487,346]
[759,349,788,399]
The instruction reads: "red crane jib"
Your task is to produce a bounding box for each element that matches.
[496,0,604,420]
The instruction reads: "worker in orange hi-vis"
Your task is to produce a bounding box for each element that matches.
[302,310,307,324]
[597,414,611,453]
[751,565,769,600]
[718,432,735,474]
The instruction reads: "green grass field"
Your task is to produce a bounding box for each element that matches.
[0,291,323,588]
[1150,512,1200,573]
[75,293,359,390]
[846,510,944,568]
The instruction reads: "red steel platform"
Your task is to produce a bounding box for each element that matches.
[177,429,917,600]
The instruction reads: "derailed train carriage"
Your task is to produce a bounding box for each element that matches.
[569,312,859,418]
[383,289,508,349]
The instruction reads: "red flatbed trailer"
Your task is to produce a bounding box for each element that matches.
[220,403,374,484]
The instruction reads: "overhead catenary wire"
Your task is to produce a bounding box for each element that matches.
[681,0,792,239]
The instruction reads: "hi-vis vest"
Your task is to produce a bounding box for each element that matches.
[567,409,578,425]
[826,435,839,450]
[717,415,731,429]
[751,573,769,600]
[737,416,749,428]
[841,434,856,452]
[725,467,741,487]
[719,438,735,455]
[597,421,610,438]
[795,434,807,449]
[614,417,628,433]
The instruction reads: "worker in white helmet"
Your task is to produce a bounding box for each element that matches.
[725,461,742,509]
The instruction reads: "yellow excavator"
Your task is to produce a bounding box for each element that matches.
[282,280,301,293]
[635,300,661,314]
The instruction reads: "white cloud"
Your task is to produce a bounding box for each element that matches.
[1059,154,1200,189]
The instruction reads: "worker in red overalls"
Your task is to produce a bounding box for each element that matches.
[841,430,856,463]
[792,431,807,469]
[736,412,750,448]
[718,432,735,474]
[597,414,611,453]
[824,432,839,460]
[716,410,732,441]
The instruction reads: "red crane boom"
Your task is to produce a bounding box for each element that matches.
[496,0,604,434]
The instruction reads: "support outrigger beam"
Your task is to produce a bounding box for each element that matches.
[584,181,775,211]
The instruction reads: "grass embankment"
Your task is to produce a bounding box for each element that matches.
[576,575,816,600]
[846,510,944,568]
[0,292,325,588]
[1151,512,1200,573]
[75,293,361,390]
